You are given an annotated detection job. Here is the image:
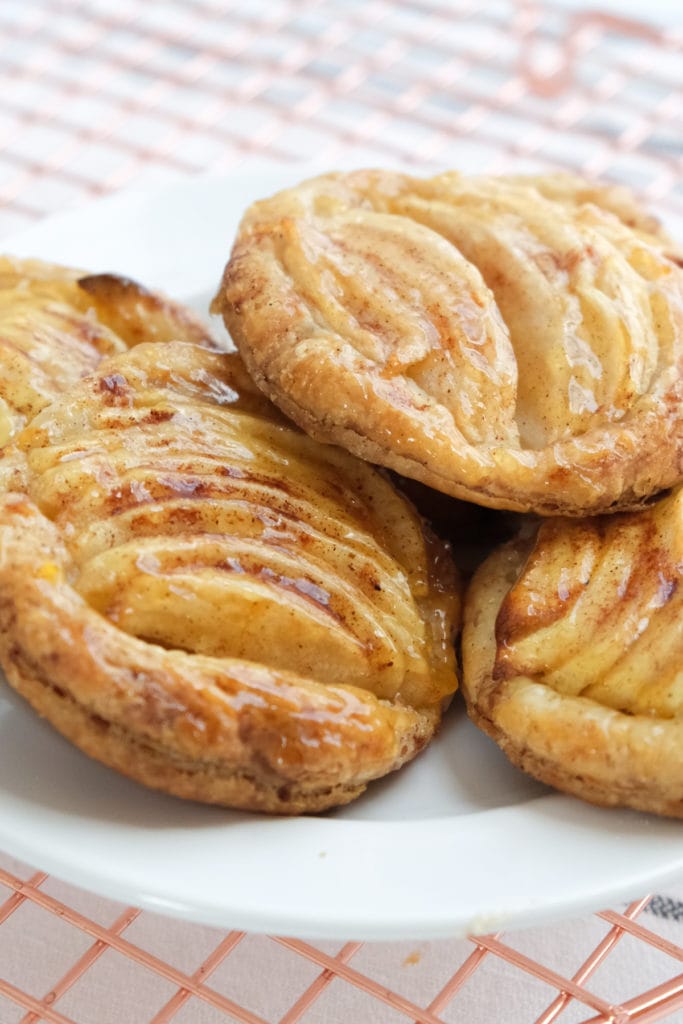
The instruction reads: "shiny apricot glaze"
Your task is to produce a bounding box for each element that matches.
[0,342,460,813]
[462,489,683,817]
[214,170,683,515]
[0,257,212,447]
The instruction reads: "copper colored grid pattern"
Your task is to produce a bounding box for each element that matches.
[0,0,683,1022]
[0,0,681,233]
[1,856,683,1024]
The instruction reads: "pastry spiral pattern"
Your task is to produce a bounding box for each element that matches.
[0,257,212,448]
[214,170,683,515]
[0,342,460,813]
[462,489,683,817]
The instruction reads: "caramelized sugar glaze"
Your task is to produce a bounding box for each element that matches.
[0,342,460,812]
[215,171,683,515]
[463,490,683,816]
[0,257,212,448]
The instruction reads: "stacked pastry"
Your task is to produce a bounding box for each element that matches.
[3,169,683,817]
[213,170,683,818]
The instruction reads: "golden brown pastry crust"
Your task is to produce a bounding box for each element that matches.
[213,170,683,516]
[0,256,213,448]
[462,492,683,817]
[0,342,460,813]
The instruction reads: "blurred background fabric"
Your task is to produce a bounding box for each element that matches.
[0,0,681,236]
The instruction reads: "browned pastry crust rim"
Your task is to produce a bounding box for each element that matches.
[0,487,443,814]
[231,330,681,518]
[5,661,373,814]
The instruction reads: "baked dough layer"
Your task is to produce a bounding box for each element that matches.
[462,491,683,817]
[0,342,460,813]
[214,171,683,515]
[0,257,212,448]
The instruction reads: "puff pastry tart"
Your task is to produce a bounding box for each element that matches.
[0,342,460,813]
[462,489,683,817]
[0,256,212,448]
[214,171,683,515]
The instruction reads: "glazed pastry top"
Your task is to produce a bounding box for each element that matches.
[216,171,683,514]
[493,492,683,718]
[0,257,212,447]
[461,487,683,818]
[6,340,459,711]
[0,340,460,812]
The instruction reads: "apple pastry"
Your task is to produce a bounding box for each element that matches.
[0,256,212,448]
[213,170,683,516]
[462,489,683,817]
[0,341,460,813]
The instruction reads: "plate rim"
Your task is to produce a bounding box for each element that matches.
[2,166,683,940]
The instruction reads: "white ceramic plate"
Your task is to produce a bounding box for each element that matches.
[1,170,683,941]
